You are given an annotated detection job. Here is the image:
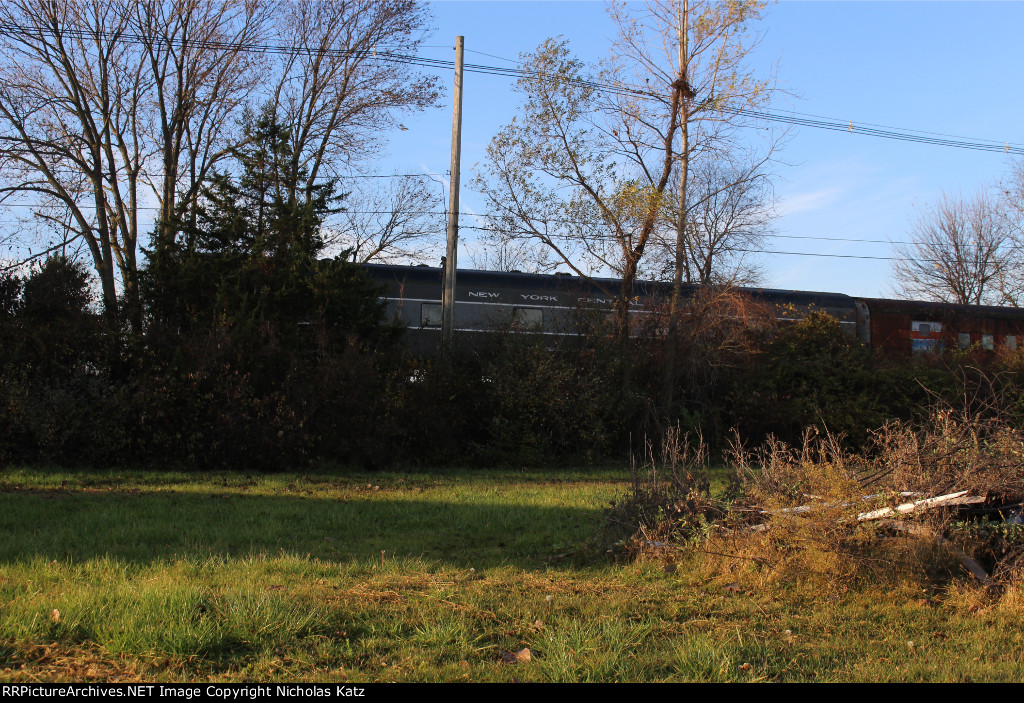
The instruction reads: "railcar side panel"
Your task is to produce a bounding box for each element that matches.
[858,298,1024,355]
[362,263,871,353]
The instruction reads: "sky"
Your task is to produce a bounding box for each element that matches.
[379,0,1024,298]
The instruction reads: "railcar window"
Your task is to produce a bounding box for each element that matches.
[982,334,994,351]
[958,333,972,349]
[911,321,943,353]
[1007,335,1017,351]
[421,303,442,327]
[512,307,543,328]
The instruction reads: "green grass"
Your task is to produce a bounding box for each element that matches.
[0,466,1021,682]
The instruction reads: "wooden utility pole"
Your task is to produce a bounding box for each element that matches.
[441,35,465,354]
[663,0,690,417]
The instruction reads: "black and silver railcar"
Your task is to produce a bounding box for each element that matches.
[363,262,859,343]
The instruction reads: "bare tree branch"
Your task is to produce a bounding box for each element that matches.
[268,0,440,200]
[328,175,443,264]
[645,151,776,285]
[892,190,1015,306]
[0,0,439,323]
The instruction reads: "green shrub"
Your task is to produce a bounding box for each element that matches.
[479,332,627,463]
[728,311,885,446]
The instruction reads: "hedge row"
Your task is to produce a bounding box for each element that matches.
[2,257,1020,470]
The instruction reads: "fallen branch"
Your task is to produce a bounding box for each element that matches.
[742,490,984,534]
[758,491,922,518]
[857,491,984,522]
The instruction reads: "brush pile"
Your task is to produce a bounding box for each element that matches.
[610,373,1024,588]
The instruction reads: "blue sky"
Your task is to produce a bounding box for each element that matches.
[381,1,1024,298]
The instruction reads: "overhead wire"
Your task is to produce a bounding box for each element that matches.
[1,19,1021,268]
[0,19,1020,154]
[458,225,919,263]
[5,201,1023,258]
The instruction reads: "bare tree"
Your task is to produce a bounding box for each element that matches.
[996,160,1024,306]
[0,0,271,318]
[0,0,439,320]
[135,0,272,253]
[467,226,556,273]
[645,154,775,286]
[268,0,439,200]
[328,175,442,264]
[892,190,1014,306]
[254,1,442,267]
[0,0,151,315]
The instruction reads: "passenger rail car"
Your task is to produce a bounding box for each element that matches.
[363,262,858,341]
[362,263,1024,355]
[857,298,1024,355]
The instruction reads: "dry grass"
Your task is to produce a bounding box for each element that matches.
[617,379,1024,594]
[606,428,730,557]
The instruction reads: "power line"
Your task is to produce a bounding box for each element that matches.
[329,173,445,179]
[373,52,1024,155]
[0,216,910,245]
[0,210,1014,264]
[728,247,898,262]
[4,199,1019,254]
[464,48,519,64]
[1,20,1021,156]
[458,223,1024,263]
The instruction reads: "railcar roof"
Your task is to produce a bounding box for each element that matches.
[858,297,1024,320]
[361,263,856,307]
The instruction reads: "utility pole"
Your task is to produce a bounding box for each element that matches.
[441,35,465,355]
[663,0,689,417]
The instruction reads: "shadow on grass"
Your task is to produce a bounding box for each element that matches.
[0,488,610,570]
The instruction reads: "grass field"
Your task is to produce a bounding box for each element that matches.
[1,467,1022,682]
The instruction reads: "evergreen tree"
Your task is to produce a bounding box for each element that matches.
[145,108,389,358]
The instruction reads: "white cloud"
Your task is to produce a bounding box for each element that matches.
[775,186,843,217]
